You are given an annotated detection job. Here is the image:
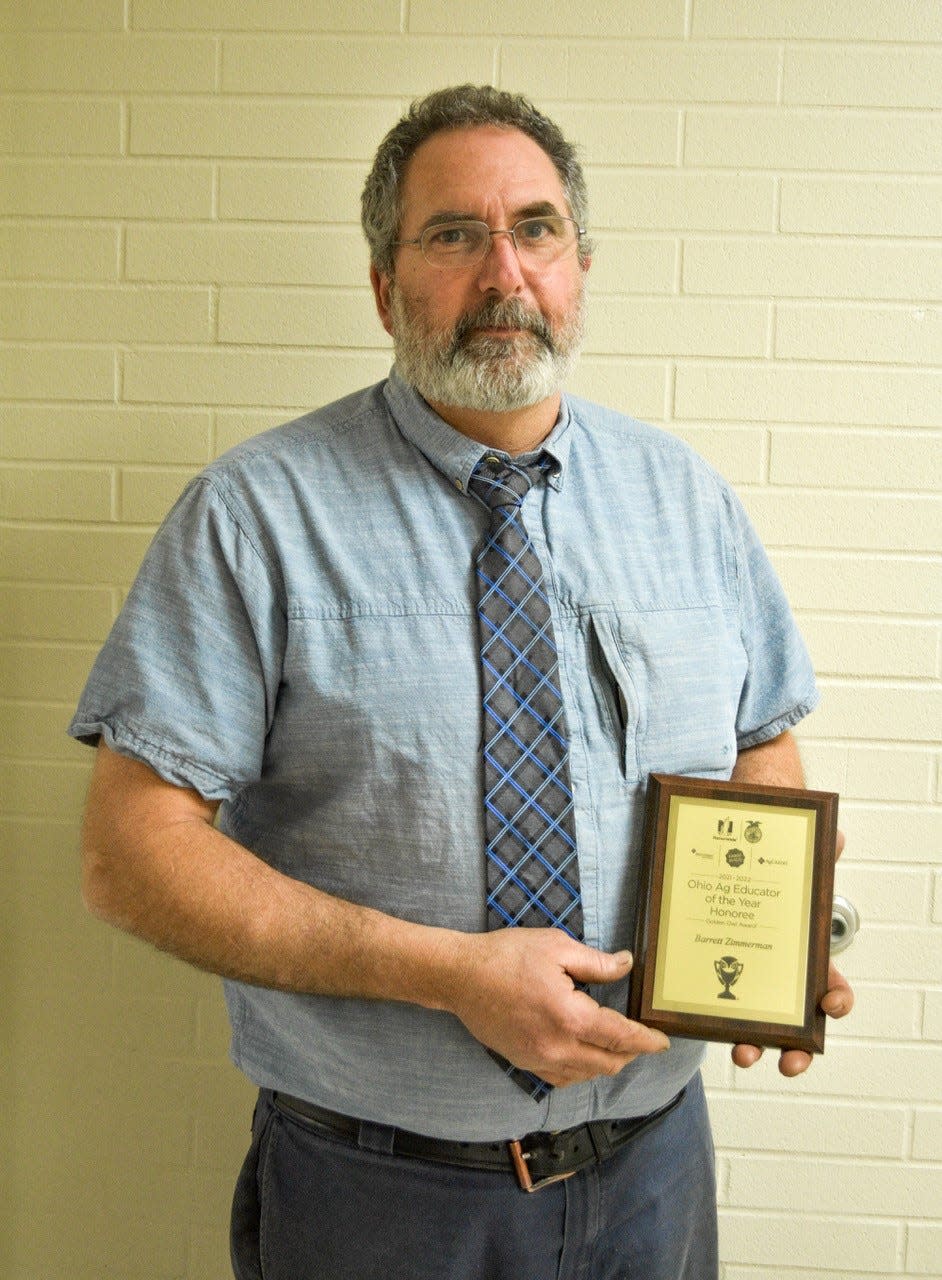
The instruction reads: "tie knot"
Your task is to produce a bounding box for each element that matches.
[468,454,548,513]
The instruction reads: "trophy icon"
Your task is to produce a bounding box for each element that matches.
[714,955,744,1000]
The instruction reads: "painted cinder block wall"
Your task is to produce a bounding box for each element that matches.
[1,3,939,1276]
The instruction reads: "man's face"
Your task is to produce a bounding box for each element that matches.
[371,125,589,415]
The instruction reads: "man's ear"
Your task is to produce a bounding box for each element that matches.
[370,264,395,336]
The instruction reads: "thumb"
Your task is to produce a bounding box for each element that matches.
[566,945,634,986]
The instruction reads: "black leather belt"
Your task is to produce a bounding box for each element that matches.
[272,1087,684,1193]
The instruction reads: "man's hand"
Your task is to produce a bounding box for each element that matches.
[732,829,855,1075]
[441,927,669,1088]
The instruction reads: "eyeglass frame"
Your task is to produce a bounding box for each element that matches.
[392,215,587,269]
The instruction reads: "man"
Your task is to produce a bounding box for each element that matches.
[71,86,852,1280]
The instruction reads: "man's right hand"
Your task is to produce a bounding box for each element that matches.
[439,927,670,1088]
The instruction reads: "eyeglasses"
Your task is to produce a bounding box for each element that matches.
[394,216,585,269]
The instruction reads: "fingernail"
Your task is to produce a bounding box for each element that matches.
[613,950,633,969]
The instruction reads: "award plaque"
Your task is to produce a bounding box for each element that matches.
[628,773,838,1053]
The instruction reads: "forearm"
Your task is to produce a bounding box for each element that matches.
[81,743,669,1086]
[730,729,805,788]
[81,743,460,1008]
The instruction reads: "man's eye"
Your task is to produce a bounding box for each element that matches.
[427,224,473,248]
[518,219,558,242]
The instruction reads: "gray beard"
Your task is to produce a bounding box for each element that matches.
[388,291,584,413]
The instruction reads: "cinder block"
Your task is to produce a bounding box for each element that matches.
[805,683,942,745]
[409,0,686,37]
[0,224,119,281]
[800,619,940,681]
[119,466,201,523]
[775,303,942,365]
[784,44,942,109]
[908,1223,942,1275]
[685,109,940,174]
[584,238,676,294]
[839,803,941,865]
[0,33,216,91]
[773,551,940,617]
[2,158,213,218]
[555,42,780,104]
[710,1094,906,1158]
[591,173,774,232]
[0,759,91,818]
[218,162,367,222]
[770,429,942,492]
[838,924,942,984]
[693,0,942,40]
[132,0,402,31]
[912,1109,942,1161]
[220,35,496,95]
[741,491,941,553]
[130,98,398,160]
[683,238,939,300]
[2,346,114,401]
[781,177,942,237]
[818,983,921,1041]
[843,748,938,803]
[0,703,96,762]
[0,97,122,154]
[214,409,299,456]
[549,105,678,165]
[0,641,102,702]
[567,359,666,421]
[586,297,767,357]
[728,1152,942,1217]
[925,991,942,1040]
[675,364,940,428]
[217,287,380,347]
[0,527,153,585]
[0,406,212,465]
[667,425,766,485]
[1,284,213,343]
[0,0,125,28]
[718,1210,899,1274]
[123,348,392,408]
[0,464,113,521]
[0,584,116,641]
[125,225,368,286]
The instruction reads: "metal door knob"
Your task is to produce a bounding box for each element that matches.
[830,896,860,954]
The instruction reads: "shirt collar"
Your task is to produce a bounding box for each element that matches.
[383,366,572,495]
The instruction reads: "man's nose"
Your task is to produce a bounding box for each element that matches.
[475,229,526,294]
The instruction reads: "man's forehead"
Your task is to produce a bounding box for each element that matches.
[397,124,569,225]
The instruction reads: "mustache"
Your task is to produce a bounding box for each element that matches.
[450,299,555,353]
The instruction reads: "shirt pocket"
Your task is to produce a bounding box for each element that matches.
[594,608,742,781]
[589,613,642,783]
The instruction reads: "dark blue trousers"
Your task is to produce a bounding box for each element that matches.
[231,1073,718,1280]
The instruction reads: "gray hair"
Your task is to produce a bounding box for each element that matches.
[361,84,590,276]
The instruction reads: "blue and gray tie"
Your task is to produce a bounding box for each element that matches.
[468,453,583,1099]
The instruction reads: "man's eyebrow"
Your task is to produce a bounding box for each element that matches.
[417,201,569,234]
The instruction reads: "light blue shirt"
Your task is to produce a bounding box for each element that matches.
[70,370,818,1140]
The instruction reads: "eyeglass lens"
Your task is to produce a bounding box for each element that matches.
[420,217,579,266]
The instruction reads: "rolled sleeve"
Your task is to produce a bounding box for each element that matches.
[69,477,287,802]
[724,486,819,749]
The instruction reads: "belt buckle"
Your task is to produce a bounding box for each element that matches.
[507,1139,578,1193]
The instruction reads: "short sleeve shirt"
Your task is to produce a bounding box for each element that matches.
[70,370,819,1141]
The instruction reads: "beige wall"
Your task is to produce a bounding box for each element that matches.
[2,2,940,1276]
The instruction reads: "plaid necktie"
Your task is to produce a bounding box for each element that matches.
[468,453,583,1099]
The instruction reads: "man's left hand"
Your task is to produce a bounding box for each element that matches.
[731,958,855,1075]
[732,828,854,1076]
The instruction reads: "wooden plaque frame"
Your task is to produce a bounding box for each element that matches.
[628,773,838,1054]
